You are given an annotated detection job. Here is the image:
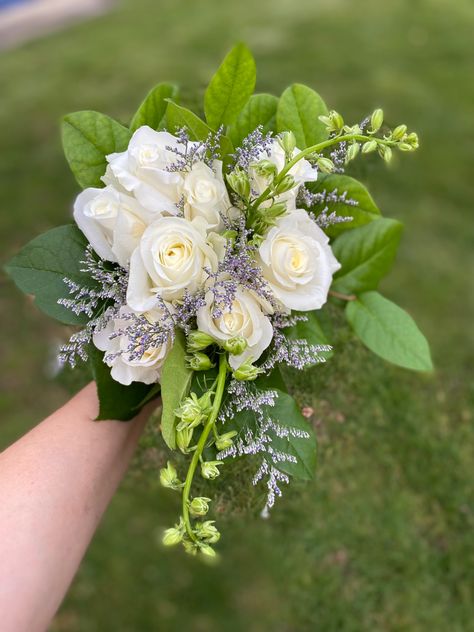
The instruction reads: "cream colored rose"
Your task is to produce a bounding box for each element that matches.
[257,209,341,311]
[182,161,232,231]
[93,306,171,385]
[127,216,218,310]
[73,185,155,266]
[196,288,273,370]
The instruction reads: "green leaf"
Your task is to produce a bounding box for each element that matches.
[204,43,256,130]
[305,174,381,237]
[166,101,233,160]
[5,225,96,325]
[284,311,333,361]
[89,345,154,421]
[276,83,329,148]
[130,82,179,132]
[228,93,278,148]
[332,218,403,294]
[160,330,193,449]
[346,291,433,372]
[62,111,131,188]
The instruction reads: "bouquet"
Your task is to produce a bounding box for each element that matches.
[6,44,432,557]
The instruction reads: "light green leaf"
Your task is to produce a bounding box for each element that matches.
[305,174,381,237]
[62,111,131,188]
[89,345,155,421]
[160,330,193,449]
[346,291,433,371]
[5,225,96,325]
[228,93,278,148]
[204,43,256,130]
[276,83,329,148]
[284,311,333,361]
[130,82,179,132]
[332,218,403,294]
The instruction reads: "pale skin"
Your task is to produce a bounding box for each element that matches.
[0,382,155,632]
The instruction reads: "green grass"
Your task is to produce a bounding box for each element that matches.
[1,0,473,629]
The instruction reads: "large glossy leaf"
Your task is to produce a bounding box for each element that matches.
[62,111,131,188]
[5,225,95,325]
[277,83,328,148]
[130,82,179,132]
[228,93,278,148]
[346,291,433,371]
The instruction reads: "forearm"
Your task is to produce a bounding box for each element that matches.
[0,382,152,632]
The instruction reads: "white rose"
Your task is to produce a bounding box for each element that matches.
[182,161,232,231]
[257,209,341,311]
[127,216,218,310]
[250,139,318,207]
[93,306,171,385]
[106,126,190,214]
[73,185,155,266]
[196,288,273,370]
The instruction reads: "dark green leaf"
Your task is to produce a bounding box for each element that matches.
[284,311,333,361]
[228,93,278,148]
[160,330,193,449]
[305,174,381,237]
[130,82,179,132]
[332,218,403,294]
[89,345,154,421]
[346,291,433,372]
[5,225,96,325]
[62,111,131,188]
[204,43,256,130]
[276,83,328,148]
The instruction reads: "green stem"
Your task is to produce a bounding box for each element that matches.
[181,353,228,541]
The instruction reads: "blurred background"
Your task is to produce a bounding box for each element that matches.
[1,0,473,630]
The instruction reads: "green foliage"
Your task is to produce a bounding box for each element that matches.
[332,218,403,294]
[228,93,279,148]
[4,225,94,325]
[306,174,381,237]
[130,82,179,132]
[62,111,131,188]
[204,43,256,130]
[89,345,154,421]
[346,291,433,371]
[277,83,329,148]
[160,330,193,449]
[284,310,333,361]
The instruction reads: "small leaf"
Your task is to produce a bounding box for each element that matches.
[160,330,193,449]
[62,111,131,189]
[5,225,96,325]
[89,345,154,421]
[130,82,179,132]
[204,43,256,130]
[305,174,381,237]
[346,291,433,372]
[228,93,278,148]
[277,83,329,148]
[284,311,333,361]
[332,218,403,294]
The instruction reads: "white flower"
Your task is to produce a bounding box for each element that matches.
[127,216,218,310]
[93,306,171,385]
[106,126,188,214]
[196,288,273,370]
[73,185,155,266]
[182,161,232,231]
[257,209,341,311]
[250,139,318,207]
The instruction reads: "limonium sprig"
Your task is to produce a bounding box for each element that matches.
[6,44,432,559]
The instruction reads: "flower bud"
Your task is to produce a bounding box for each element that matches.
[199,543,217,558]
[160,461,181,490]
[274,174,295,195]
[252,159,277,178]
[226,169,250,200]
[215,430,238,451]
[378,145,393,163]
[316,156,335,173]
[162,527,183,546]
[195,520,221,544]
[186,352,215,371]
[398,142,414,152]
[201,460,223,480]
[187,330,215,353]
[362,140,377,153]
[233,360,262,381]
[278,131,296,155]
[319,110,344,133]
[345,142,360,164]
[391,124,407,141]
[406,132,419,149]
[176,426,194,453]
[222,336,248,355]
[370,108,384,133]
[183,539,199,556]
[189,496,211,517]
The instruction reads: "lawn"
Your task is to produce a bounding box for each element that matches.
[1,0,473,630]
